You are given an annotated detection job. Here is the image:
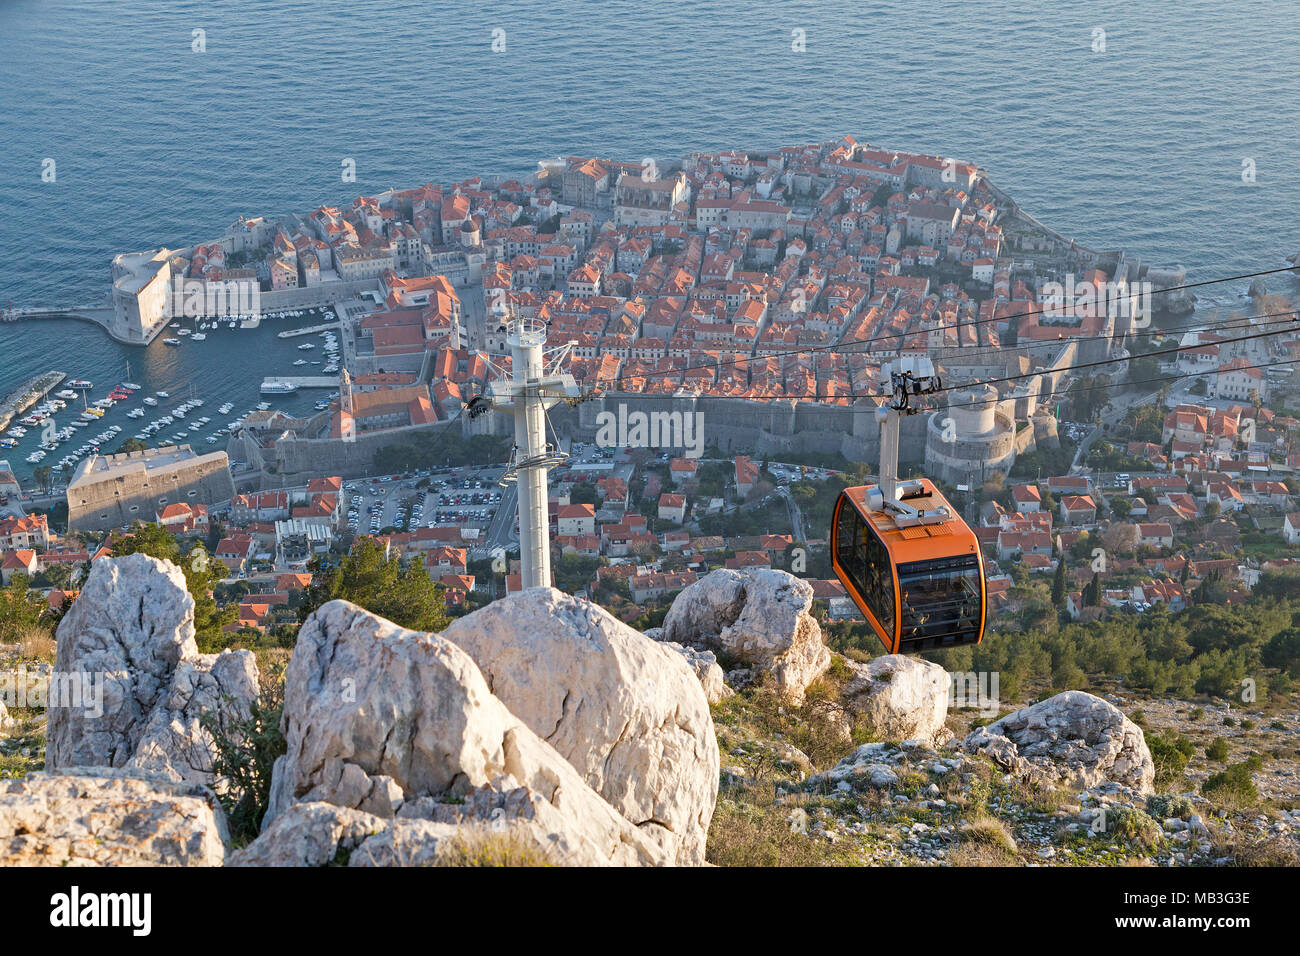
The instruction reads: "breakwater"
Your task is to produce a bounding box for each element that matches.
[0,370,65,433]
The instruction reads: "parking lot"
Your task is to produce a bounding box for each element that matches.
[343,465,507,539]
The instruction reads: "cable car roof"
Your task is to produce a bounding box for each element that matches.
[841,480,979,564]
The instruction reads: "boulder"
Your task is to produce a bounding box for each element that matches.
[47,554,196,768]
[45,554,259,787]
[660,568,830,702]
[263,600,668,866]
[442,589,718,865]
[229,802,387,867]
[0,768,227,866]
[841,655,950,745]
[661,641,733,704]
[962,691,1155,794]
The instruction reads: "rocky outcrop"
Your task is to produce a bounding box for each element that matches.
[0,768,227,866]
[841,655,950,745]
[660,568,830,703]
[45,554,259,787]
[441,589,718,865]
[963,691,1155,794]
[229,802,388,867]
[661,642,733,705]
[263,600,669,866]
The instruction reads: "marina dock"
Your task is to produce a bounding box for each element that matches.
[261,376,340,389]
[0,370,66,433]
[278,323,340,338]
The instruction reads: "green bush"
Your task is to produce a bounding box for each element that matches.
[202,679,287,845]
[1202,758,1261,804]
[1147,733,1191,788]
[1146,793,1195,819]
[1205,739,1230,762]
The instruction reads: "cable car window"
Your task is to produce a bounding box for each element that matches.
[896,556,982,647]
[836,502,894,634]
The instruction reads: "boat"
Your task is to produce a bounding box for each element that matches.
[298,343,315,350]
[191,332,207,341]
[260,381,299,395]
[68,379,92,389]
[143,396,158,406]
[293,359,308,366]
[156,391,169,398]
[163,338,181,346]
[56,389,78,400]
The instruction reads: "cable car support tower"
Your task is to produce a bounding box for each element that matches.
[468,317,580,590]
[870,356,952,527]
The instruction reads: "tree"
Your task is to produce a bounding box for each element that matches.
[299,537,449,632]
[1110,497,1132,518]
[112,522,236,651]
[118,437,146,455]
[569,482,599,506]
[1051,554,1068,606]
[0,574,45,644]
[32,464,52,493]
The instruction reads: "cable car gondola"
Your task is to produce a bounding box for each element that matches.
[829,356,986,654]
[831,479,985,653]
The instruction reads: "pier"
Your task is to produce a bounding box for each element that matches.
[277,322,341,338]
[262,376,340,389]
[0,370,66,433]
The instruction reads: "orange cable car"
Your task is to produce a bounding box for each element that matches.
[831,480,986,654]
[829,356,987,654]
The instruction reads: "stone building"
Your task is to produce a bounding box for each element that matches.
[66,446,235,533]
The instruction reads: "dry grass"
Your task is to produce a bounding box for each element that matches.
[434,830,556,867]
[17,627,56,663]
[1206,832,1300,868]
[707,784,832,867]
[953,813,1018,865]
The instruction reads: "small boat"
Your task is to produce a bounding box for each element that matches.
[298,343,315,350]
[56,389,78,399]
[68,379,93,389]
[156,391,169,398]
[120,382,140,391]
[143,396,158,406]
[191,332,207,341]
[163,338,181,346]
[260,381,298,395]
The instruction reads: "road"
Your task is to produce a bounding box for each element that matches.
[1070,386,1162,473]
[776,486,807,543]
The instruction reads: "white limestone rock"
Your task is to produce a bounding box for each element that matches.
[841,654,950,745]
[660,568,830,703]
[45,554,259,787]
[443,588,719,864]
[963,691,1155,794]
[660,641,734,704]
[0,767,227,866]
[263,600,668,866]
[228,802,387,867]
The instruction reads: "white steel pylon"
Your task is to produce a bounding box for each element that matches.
[483,318,580,590]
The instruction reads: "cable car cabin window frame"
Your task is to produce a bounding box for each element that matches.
[895,554,983,651]
[835,499,895,637]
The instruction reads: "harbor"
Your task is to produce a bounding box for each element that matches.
[0,307,344,482]
[0,370,65,434]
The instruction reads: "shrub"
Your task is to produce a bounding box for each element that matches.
[1190,707,1205,720]
[1205,739,1230,762]
[1147,733,1191,788]
[1105,805,1163,851]
[1202,758,1260,805]
[203,677,287,845]
[1146,793,1194,819]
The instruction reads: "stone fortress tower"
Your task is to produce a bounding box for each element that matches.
[924,382,1018,487]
